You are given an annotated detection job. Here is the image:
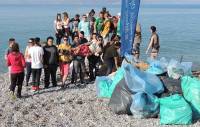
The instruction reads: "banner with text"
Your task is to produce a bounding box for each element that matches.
[120,0,141,56]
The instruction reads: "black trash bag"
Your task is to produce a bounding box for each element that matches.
[108,78,133,115]
[96,64,108,76]
[159,77,182,97]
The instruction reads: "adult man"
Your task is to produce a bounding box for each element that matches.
[79,31,88,44]
[95,11,104,35]
[146,26,160,59]
[28,39,44,91]
[5,38,16,61]
[78,14,90,41]
[5,38,16,80]
[43,36,59,88]
[71,35,87,84]
[103,41,121,75]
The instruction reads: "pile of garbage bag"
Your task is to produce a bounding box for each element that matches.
[95,55,200,125]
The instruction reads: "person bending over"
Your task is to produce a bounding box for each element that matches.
[103,41,121,75]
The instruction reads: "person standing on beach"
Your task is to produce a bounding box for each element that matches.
[4,38,16,61]
[7,43,26,99]
[116,13,121,36]
[101,11,111,46]
[28,39,44,92]
[24,38,34,86]
[79,31,88,44]
[5,38,16,80]
[70,14,80,39]
[133,23,142,60]
[88,33,102,81]
[95,11,104,35]
[54,13,63,46]
[58,36,72,88]
[43,37,59,88]
[63,12,70,37]
[78,14,90,41]
[146,26,160,59]
[71,35,87,84]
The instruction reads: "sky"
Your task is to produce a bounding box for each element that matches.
[0,0,200,5]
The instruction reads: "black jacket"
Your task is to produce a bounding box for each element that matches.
[43,45,59,65]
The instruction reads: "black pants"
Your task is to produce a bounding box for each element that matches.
[88,55,99,81]
[72,60,86,83]
[44,65,57,87]
[56,29,63,45]
[32,68,42,87]
[26,62,32,84]
[10,72,24,96]
[104,58,115,76]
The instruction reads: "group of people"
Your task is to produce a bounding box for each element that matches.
[4,7,160,99]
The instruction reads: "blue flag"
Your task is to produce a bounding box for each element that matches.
[120,0,141,56]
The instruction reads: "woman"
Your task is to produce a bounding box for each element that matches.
[24,38,34,86]
[7,43,26,99]
[112,16,118,34]
[146,26,160,59]
[58,36,72,88]
[54,13,63,45]
[63,12,70,37]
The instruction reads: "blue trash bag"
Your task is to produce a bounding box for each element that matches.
[130,92,159,118]
[123,64,164,94]
[146,57,168,75]
[95,76,113,98]
[95,67,125,98]
[167,59,192,79]
[158,94,192,125]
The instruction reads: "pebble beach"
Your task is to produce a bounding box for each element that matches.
[0,73,200,127]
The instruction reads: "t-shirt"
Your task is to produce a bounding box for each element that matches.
[58,43,72,63]
[25,46,32,62]
[78,21,90,37]
[103,44,118,60]
[80,38,88,44]
[95,18,104,32]
[7,52,26,74]
[28,46,44,69]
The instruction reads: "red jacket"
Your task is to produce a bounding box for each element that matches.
[7,52,26,74]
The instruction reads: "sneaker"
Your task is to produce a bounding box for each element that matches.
[16,94,22,98]
[32,86,37,91]
[35,86,41,91]
[9,91,16,100]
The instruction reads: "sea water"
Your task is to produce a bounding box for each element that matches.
[0,4,200,73]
